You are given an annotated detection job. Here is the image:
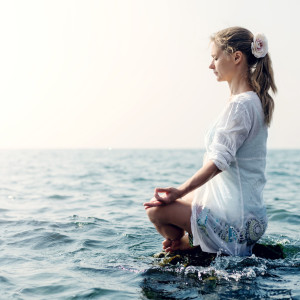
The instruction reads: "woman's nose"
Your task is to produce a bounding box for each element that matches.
[209,61,214,69]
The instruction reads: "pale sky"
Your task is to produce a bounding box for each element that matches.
[0,0,299,149]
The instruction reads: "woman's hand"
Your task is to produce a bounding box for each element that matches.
[143,187,182,209]
[143,161,221,210]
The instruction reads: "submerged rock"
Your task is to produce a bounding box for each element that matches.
[154,247,216,267]
[154,243,285,267]
[252,243,285,259]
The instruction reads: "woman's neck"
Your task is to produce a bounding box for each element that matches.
[228,70,253,96]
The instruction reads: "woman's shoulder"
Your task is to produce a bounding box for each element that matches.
[231,91,260,106]
[230,91,264,122]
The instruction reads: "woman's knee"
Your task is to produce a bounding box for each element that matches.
[146,206,162,224]
[146,199,192,230]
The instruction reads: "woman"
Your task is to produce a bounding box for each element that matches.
[144,27,277,256]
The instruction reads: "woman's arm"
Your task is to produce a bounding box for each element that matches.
[177,160,221,197]
[143,160,221,208]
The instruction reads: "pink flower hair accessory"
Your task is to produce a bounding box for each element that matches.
[251,33,268,58]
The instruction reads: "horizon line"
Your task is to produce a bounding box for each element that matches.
[0,147,299,151]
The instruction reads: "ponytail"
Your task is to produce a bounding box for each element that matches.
[250,54,277,126]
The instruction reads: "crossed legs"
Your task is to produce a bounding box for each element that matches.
[146,192,194,251]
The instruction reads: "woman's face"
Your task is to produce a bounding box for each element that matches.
[209,42,235,82]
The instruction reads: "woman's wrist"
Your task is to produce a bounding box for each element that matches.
[177,185,190,198]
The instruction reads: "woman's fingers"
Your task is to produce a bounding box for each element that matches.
[144,187,180,209]
[154,193,166,202]
[154,187,182,204]
[143,202,163,209]
[154,187,171,201]
[143,197,164,209]
[155,187,171,193]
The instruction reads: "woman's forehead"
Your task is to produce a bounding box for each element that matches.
[210,42,222,56]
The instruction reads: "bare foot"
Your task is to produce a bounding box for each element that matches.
[162,235,193,253]
[162,239,172,250]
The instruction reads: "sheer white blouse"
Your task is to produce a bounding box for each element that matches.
[191,91,268,256]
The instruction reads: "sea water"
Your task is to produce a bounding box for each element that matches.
[0,149,299,299]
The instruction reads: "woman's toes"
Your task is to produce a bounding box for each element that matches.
[164,236,192,252]
[162,239,172,249]
[165,240,180,252]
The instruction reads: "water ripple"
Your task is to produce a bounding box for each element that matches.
[0,149,298,299]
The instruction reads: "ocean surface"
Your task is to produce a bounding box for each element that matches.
[0,149,299,299]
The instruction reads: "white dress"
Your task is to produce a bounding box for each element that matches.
[191,91,268,256]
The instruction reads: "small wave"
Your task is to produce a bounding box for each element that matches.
[132,177,150,182]
[76,266,110,274]
[82,239,105,248]
[269,171,292,177]
[77,172,102,179]
[70,215,109,223]
[48,194,72,200]
[269,209,300,224]
[21,284,70,296]
[8,231,75,250]
[0,275,13,286]
[36,232,75,249]
[70,287,134,299]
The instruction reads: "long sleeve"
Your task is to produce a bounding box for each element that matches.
[207,101,252,171]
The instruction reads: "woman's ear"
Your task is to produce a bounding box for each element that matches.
[233,51,243,64]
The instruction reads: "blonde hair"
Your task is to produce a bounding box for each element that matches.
[211,26,277,126]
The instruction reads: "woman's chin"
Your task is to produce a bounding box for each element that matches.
[216,76,225,82]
